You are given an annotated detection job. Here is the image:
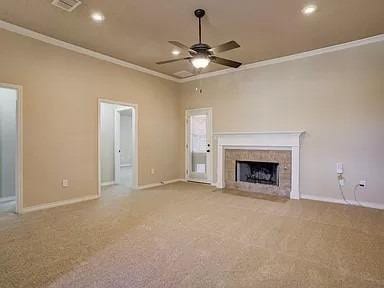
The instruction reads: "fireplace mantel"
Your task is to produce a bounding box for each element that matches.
[215,131,304,199]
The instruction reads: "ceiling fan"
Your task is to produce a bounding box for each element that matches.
[156,9,242,70]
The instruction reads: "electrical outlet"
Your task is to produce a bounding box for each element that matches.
[151,168,155,175]
[62,179,69,188]
[359,180,367,188]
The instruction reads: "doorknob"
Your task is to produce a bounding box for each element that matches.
[206,149,210,153]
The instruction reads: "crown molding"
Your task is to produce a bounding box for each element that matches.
[179,34,384,83]
[1,20,383,84]
[0,20,180,82]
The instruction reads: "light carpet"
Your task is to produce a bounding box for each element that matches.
[0,182,383,287]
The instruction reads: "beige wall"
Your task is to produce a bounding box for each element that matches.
[180,41,384,205]
[1,26,383,208]
[0,28,183,208]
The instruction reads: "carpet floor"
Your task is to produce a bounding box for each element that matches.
[0,182,383,287]
[0,199,16,215]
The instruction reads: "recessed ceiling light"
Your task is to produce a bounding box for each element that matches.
[91,12,105,22]
[302,4,317,15]
[172,50,181,56]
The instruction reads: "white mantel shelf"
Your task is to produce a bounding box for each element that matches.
[215,131,305,199]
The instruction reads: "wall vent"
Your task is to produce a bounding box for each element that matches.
[51,0,82,12]
[173,70,194,78]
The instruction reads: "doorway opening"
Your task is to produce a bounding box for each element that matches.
[98,100,138,196]
[0,84,22,215]
[185,108,213,184]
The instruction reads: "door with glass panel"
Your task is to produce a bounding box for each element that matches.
[185,108,212,183]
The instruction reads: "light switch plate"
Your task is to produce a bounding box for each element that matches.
[62,179,69,187]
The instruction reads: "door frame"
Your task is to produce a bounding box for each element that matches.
[114,107,133,184]
[0,83,23,214]
[185,107,213,184]
[98,99,138,196]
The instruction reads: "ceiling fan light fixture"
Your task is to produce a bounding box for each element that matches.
[156,9,241,71]
[191,55,210,69]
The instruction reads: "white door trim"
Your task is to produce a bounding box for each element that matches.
[98,99,139,196]
[0,83,23,214]
[185,108,213,184]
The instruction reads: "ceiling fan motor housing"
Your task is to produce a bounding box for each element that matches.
[190,43,212,56]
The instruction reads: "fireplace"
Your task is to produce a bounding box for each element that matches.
[236,161,279,186]
[224,149,291,197]
[216,131,304,199]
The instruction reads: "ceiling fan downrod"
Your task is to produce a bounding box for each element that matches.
[194,9,206,44]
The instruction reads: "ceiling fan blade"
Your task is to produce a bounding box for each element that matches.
[156,57,192,65]
[209,41,240,53]
[211,56,242,68]
[168,41,197,54]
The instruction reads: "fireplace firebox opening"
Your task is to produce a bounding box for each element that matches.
[236,161,279,186]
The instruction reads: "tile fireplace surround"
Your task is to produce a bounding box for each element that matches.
[215,132,304,199]
[225,149,292,197]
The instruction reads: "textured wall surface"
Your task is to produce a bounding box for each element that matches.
[0,28,183,208]
[1,25,383,208]
[180,41,384,205]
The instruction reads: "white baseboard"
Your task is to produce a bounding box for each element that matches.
[167,178,186,184]
[101,181,115,187]
[22,194,100,213]
[137,179,185,190]
[0,196,16,203]
[301,194,384,210]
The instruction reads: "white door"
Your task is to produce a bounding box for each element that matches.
[185,108,212,183]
